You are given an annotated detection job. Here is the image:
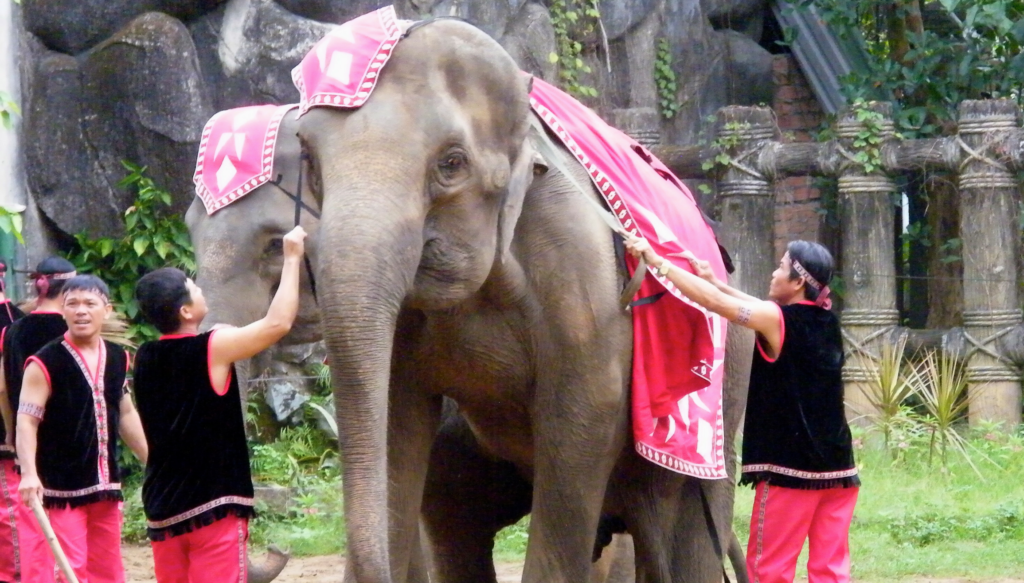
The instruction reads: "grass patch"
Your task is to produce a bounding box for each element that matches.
[733,430,1024,581]
[250,478,346,556]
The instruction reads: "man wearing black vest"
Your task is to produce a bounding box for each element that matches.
[0,259,25,583]
[16,274,149,583]
[133,225,306,582]
[0,256,77,583]
[626,237,858,583]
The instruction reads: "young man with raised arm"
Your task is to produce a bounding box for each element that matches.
[133,226,306,583]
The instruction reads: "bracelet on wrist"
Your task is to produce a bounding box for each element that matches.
[657,261,672,276]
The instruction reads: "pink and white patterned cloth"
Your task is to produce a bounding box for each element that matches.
[193,104,297,215]
[291,5,401,114]
[529,78,728,479]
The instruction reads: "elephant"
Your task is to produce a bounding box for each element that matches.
[186,144,751,582]
[293,17,754,583]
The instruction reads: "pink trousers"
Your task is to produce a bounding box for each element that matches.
[151,515,249,583]
[0,459,53,583]
[48,500,125,583]
[746,482,859,583]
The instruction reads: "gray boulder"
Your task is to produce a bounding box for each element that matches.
[79,12,213,222]
[23,0,225,55]
[21,41,119,239]
[191,0,334,110]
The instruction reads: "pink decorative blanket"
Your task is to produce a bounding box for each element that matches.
[529,79,728,479]
[193,104,297,215]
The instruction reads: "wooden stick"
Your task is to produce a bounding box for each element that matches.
[29,497,80,583]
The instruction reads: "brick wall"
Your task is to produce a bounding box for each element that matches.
[772,54,826,258]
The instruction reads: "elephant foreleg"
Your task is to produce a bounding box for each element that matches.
[522,369,629,583]
[383,371,443,583]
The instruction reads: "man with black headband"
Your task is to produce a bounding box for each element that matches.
[17,274,148,583]
[626,237,858,583]
[0,256,76,583]
[0,259,25,583]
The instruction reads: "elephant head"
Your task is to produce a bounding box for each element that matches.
[186,107,322,368]
[296,19,538,580]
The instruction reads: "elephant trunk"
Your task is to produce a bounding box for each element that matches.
[318,178,422,583]
[247,545,290,583]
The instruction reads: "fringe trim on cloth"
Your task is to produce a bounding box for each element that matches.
[43,489,123,510]
[147,504,256,542]
[740,471,861,491]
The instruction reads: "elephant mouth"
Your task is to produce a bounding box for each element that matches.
[410,238,481,308]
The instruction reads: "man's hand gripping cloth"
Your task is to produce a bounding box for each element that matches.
[529,79,729,478]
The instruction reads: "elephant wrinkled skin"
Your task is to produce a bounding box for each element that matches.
[294,18,752,583]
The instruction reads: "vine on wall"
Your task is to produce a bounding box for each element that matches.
[654,38,680,119]
[547,0,600,99]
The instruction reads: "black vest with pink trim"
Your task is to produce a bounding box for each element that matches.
[133,332,254,541]
[2,312,67,429]
[33,336,129,508]
[740,303,860,490]
[0,303,26,459]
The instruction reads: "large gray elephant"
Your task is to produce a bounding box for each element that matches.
[185,108,751,583]
[293,18,753,583]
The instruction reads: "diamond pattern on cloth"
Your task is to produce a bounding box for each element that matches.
[291,5,401,115]
[193,104,298,215]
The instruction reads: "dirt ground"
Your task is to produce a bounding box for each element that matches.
[122,545,525,582]
[122,545,1024,583]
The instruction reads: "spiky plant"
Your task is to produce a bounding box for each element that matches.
[856,334,917,452]
[908,350,990,477]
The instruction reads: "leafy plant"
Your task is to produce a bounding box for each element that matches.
[0,90,18,131]
[797,1,1024,138]
[64,161,195,346]
[654,39,680,119]
[907,350,987,474]
[855,334,918,452]
[547,0,600,99]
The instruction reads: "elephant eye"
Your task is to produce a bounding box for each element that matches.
[264,238,284,256]
[438,151,468,179]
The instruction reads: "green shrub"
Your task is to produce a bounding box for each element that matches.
[64,161,195,346]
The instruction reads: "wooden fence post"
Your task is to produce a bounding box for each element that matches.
[714,106,778,297]
[835,103,899,421]
[957,99,1023,428]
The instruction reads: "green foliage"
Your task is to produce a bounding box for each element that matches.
[855,334,916,450]
[250,423,338,487]
[249,478,346,556]
[887,502,1024,546]
[797,0,1024,138]
[494,516,531,560]
[700,121,749,173]
[0,91,19,131]
[547,0,600,99]
[654,39,680,119]
[848,99,890,173]
[63,162,195,346]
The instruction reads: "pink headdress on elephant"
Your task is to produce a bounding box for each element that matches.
[292,6,400,115]
[193,103,298,215]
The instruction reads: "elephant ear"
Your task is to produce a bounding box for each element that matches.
[497,120,547,263]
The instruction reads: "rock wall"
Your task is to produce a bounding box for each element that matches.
[8,0,776,247]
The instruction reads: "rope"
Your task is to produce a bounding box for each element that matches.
[840,309,900,327]
[837,175,896,194]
